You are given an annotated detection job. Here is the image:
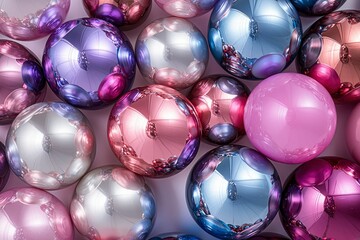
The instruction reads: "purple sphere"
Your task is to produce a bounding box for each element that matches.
[0,188,74,239]
[189,75,249,145]
[346,103,360,163]
[0,0,70,41]
[0,142,9,191]
[0,40,46,124]
[43,18,136,109]
[280,157,360,239]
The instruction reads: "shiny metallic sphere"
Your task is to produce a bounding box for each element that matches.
[208,0,302,79]
[290,0,347,15]
[187,145,282,239]
[70,165,156,240]
[6,102,96,190]
[136,17,209,89]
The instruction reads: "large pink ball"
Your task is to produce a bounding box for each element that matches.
[0,188,74,239]
[346,103,360,163]
[244,73,337,164]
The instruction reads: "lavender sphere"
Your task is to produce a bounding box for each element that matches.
[6,102,96,190]
[155,0,218,18]
[281,157,360,239]
[208,0,302,79]
[189,75,249,145]
[135,17,209,89]
[0,0,70,41]
[70,165,156,240]
[187,145,282,239]
[290,0,347,16]
[0,143,10,191]
[43,18,136,109]
[108,85,201,178]
[0,40,46,124]
[83,0,152,29]
[0,188,74,239]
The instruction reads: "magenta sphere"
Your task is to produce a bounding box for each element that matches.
[82,0,152,29]
[280,157,360,239]
[244,73,337,164]
[154,0,218,18]
[43,18,136,109]
[108,85,201,178]
[0,40,46,124]
[346,103,360,163]
[0,143,10,192]
[0,187,74,239]
[0,0,70,40]
[189,75,249,145]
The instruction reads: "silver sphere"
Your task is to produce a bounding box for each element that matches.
[6,102,96,190]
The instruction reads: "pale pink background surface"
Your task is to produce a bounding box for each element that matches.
[1,1,359,239]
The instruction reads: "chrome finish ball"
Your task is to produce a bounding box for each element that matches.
[298,10,360,103]
[6,102,96,190]
[0,187,74,239]
[290,0,347,16]
[108,85,201,178]
[154,0,219,18]
[83,0,152,29]
[0,0,70,40]
[281,157,360,239]
[186,145,282,239]
[208,0,302,79]
[136,17,209,89]
[0,40,46,124]
[189,75,249,145]
[43,18,136,109]
[70,165,156,240]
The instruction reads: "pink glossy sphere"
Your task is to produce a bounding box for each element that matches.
[189,75,249,145]
[154,0,218,18]
[0,188,74,239]
[281,157,360,239]
[0,0,70,40]
[82,0,152,29]
[244,73,337,164]
[0,40,46,124]
[346,103,360,163]
[108,85,201,178]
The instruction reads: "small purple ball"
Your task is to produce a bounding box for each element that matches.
[43,18,136,109]
[0,143,9,191]
[0,40,46,124]
[280,157,360,239]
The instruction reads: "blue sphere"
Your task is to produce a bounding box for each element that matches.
[208,0,302,79]
[186,145,282,239]
[290,0,347,16]
[149,233,201,240]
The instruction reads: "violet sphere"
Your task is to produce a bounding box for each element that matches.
[0,187,74,239]
[135,17,209,89]
[189,75,249,145]
[244,73,337,164]
[346,103,360,163]
[108,85,201,178]
[0,40,46,124]
[186,145,282,240]
[43,18,136,109]
[6,102,96,190]
[70,165,156,240]
[0,0,70,41]
[280,157,360,239]
[155,0,219,18]
[0,142,10,192]
[208,0,302,79]
[82,0,152,29]
[290,0,347,16]
[298,10,360,103]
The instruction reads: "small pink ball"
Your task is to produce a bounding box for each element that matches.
[346,103,360,163]
[0,188,74,239]
[244,73,337,164]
